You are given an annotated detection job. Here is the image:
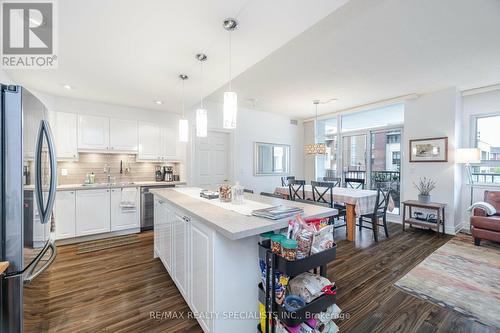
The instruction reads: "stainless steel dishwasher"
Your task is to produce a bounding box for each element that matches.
[140,184,176,231]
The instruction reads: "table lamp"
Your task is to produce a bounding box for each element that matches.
[456,148,481,205]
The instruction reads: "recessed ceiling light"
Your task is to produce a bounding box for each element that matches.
[63,84,72,90]
[154,100,163,105]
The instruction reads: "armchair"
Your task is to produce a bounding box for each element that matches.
[471,190,500,245]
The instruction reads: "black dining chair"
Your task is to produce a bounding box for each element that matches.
[357,187,392,242]
[345,178,365,189]
[312,181,347,235]
[323,177,341,187]
[281,176,295,187]
[288,179,306,201]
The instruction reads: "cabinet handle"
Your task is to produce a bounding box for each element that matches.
[69,191,74,194]
[183,216,191,223]
[158,200,165,204]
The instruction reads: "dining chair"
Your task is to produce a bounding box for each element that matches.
[357,187,392,242]
[288,179,306,201]
[260,191,282,199]
[323,177,341,187]
[281,176,295,187]
[244,189,254,194]
[345,178,365,189]
[312,181,347,235]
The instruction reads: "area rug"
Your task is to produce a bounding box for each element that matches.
[395,235,500,329]
[76,234,140,254]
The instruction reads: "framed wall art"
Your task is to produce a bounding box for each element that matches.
[409,137,448,162]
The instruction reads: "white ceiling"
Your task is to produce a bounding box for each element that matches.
[6,0,349,114]
[207,0,500,118]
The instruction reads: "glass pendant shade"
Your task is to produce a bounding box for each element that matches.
[196,108,208,137]
[305,143,327,155]
[178,118,189,142]
[223,91,237,129]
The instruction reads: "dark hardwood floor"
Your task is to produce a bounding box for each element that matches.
[24,224,499,333]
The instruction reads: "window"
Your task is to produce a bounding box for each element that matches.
[254,142,290,176]
[473,114,500,184]
[341,103,404,133]
[392,151,401,166]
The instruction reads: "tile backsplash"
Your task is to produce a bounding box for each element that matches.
[51,153,180,185]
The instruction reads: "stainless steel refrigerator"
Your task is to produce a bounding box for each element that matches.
[1,85,57,333]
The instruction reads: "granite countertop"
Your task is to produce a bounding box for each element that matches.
[24,181,186,191]
[151,187,337,240]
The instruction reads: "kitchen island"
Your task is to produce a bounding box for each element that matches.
[151,187,337,333]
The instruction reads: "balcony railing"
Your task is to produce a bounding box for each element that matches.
[472,173,500,184]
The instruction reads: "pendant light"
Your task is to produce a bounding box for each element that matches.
[196,53,208,137]
[304,100,327,155]
[178,74,189,142]
[222,18,238,129]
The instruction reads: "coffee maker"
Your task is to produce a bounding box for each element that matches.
[164,166,174,182]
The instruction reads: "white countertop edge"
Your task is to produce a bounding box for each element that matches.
[151,188,337,241]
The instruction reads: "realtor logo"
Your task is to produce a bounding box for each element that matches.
[1,0,58,68]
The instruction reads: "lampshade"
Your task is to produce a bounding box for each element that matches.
[223,91,237,129]
[178,118,189,142]
[305,143,327,155]
[456,148,481,164]
[196,108,208,137]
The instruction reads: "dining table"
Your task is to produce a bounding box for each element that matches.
[275,185,393,241]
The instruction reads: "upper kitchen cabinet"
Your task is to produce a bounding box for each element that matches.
[51,111,78,160]
[138,121,161,161]
[78,115,139,153]
[138,122,179,162]
[109,118,138,152]
[161,126,178,160]
[78,115,110,151]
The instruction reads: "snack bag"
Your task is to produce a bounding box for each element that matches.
[311,225,335,254]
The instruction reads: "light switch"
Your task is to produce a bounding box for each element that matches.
[61,168,68,176]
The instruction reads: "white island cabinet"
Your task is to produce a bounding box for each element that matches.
[151,187,336,333]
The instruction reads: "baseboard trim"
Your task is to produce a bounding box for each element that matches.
[56,228,141,245]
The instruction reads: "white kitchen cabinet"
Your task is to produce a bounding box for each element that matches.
[55,190,76,239]
[52,112,78,160]
[173,211,189,299]
[161,127,178,160]
[76,189,111,236]
[189,218,213,333]
[78,115,110,151]
[110,187,140,231]
[109,118,138,152]
[138,122,161,161]
[154,197,173,272]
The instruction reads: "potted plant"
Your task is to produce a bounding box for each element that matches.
[414,177,436,203]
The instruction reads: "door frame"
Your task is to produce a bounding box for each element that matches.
[189,128,234,188]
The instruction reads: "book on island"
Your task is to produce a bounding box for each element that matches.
[251,205,303,220]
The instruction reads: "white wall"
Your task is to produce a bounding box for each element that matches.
[187,101,304,193]
[403,88,463,234]
[460,88,500,228]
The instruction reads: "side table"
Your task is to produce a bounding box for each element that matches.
[402,200,446,236]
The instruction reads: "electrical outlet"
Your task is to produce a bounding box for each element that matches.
[61,168,68,176]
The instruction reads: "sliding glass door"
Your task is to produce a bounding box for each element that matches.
[370,129,401,214]
[342,134,367,182]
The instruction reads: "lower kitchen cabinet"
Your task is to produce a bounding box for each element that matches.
[173,211,189,299]
[76,189,111,236]
[55,190,76,239]
[154,200,214,333]
[110,187,140,231]
[189,219,213,333]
